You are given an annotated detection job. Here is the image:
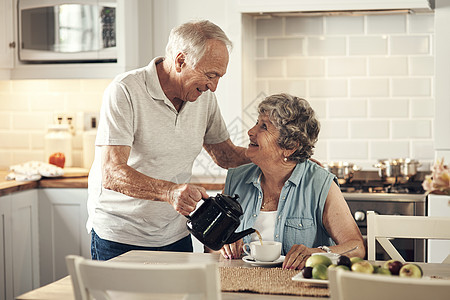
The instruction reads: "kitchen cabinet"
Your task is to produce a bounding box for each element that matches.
[237,0,434,13]
[38,188,90,286]
[0,0,14,74]
[0,190,39,300]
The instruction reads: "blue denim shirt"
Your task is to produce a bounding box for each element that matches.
[224,161,336,255]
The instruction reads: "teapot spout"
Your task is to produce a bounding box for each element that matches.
[225,228,256,244]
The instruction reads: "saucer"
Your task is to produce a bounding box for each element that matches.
[242,255,285,267]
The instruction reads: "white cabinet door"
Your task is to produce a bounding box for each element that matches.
[427,194,450,263]
[0,0,14,69]
[38,189,89,286]
[10,190,39,297]
[0,195,13,300]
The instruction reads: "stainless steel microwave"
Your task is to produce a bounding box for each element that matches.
[18,0,117,63]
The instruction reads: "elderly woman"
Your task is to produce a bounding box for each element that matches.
[219,93,365,269]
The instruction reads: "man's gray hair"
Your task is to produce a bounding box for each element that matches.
[165,20,233,67]
[258,93,320,163]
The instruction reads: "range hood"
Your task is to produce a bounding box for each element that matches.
[238,0,434,14]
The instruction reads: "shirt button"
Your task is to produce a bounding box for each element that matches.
[278,216,281,219]
[258,195,261,199]
[299,224,303,227]
[253,214,257,217]
[282,196,285,200]
[275,234,279,238]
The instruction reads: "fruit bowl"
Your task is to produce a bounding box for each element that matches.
[292,272,328,286]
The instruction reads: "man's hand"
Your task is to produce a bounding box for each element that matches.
[167,184,209,216]
[220,239,244,259]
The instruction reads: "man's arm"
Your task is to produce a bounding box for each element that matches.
[101,145,208,215]
[203,138,250,169]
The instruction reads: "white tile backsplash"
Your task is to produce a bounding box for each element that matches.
[251,12,435,167]
[285,17,323,35]
[350,78,389,97]
[0,13,437,170]
[267,38,304,57]
[0,79,108,168]
[367,15,407,34]
[392,78,431,96]
[325,16,364,35]
[368,57,408,76]
[390,36,430,55]
[349,36,388,55]
[307,37,346,56]
[286,58,325,77]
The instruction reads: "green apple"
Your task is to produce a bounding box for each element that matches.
[312,264,328,280]
[375,266,391,275]
[328,264,337,269]
[305,255,332,268]
[351,261,375,273]
[350,256,364,265]
[399,263,423,278]
[336,265,350,271]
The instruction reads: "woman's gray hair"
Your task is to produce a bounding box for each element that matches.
[258,93,320,162]
[165,20,233,67]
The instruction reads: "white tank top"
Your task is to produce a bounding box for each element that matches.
[250,211,277,242]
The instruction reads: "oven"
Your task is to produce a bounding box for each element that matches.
[338,170,428,262]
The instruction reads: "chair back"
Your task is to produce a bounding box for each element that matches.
[366,211,450,262]
[329,268,450,300]
[66,255,221,300]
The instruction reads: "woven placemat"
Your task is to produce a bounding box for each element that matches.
[219,266,329,297]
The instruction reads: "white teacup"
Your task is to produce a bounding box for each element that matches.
[242,241,282,262]
[312,252,340,265]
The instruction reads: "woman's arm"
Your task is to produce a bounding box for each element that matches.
[282,182,365,269]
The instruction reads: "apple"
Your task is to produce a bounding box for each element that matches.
[383,260,403,275]
[302,266,313,279]
[375,266,391,276]
[399,263,423,278]
[350,256,364,265]
[351,261,375,274]
[305,255,332,268]
[337,255,352,269]
[312,264,328,280]
[336,265,350,271]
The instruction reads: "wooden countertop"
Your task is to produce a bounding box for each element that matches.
[0,169,225,197]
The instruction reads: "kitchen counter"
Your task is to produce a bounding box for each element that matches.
[0,170,226,197]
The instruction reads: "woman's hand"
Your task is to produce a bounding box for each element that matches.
[219,239,244,259]
[282,244,318,270]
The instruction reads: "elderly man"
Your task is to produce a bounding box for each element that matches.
[87,20,249,260]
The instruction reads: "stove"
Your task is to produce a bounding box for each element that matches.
[338,171,428,262]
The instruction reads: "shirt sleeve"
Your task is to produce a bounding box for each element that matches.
[95,81,134,147]
[203,93,230,145]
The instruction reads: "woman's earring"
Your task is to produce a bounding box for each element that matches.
[283,157,288,162]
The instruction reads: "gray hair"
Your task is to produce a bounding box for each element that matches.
[258,93,320,162]
[165,20,233,67]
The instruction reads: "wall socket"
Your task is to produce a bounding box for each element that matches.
[83,112,99,131]
[53,112,76,134]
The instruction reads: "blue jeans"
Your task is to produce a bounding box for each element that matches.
[91,230,193,260]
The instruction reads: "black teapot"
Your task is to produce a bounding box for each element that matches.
[186,193,255,251]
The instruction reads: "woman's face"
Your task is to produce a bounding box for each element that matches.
[246,113,285,165]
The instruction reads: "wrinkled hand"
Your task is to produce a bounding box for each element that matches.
[167,184,208,216]
[220,239,244,259]
[283,244,317,270]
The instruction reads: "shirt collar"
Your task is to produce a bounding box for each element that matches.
[244,161,307,187]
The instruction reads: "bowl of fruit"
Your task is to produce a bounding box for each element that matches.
[292,256,423,286]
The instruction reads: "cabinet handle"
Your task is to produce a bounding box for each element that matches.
[9,41,16,48]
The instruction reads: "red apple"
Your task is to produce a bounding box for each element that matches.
[383,259,403,275]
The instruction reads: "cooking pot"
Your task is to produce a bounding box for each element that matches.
[186,193,255,251]
[373,158,421,179]
[323,161,361,183]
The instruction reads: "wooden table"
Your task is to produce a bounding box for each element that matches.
[16,251,450,300]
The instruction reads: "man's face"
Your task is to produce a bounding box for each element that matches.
[177,40,229,102]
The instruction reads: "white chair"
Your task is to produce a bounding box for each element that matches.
[367,210,450,262]
[65,255,221,300]
[329,268,450,300]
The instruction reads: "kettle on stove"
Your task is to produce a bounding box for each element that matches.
[186,193,255,251]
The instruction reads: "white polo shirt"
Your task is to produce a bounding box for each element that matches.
[86,57,230,247]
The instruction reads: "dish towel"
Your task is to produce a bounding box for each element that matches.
[6,161,64,181]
